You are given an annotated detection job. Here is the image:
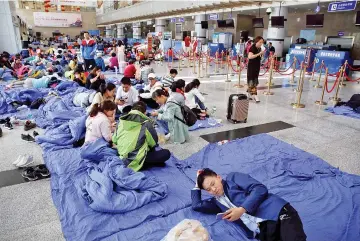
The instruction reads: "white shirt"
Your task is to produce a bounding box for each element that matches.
[140,81,163,99]
[115,86,139,112]
[216,194,265,236]
[63,37,68,43]
[185,88,205,109]
[85,112,112,143]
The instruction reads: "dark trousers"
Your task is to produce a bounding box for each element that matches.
[140,97,159,109]
[195,95,206,110]
[84,59,96,71]
[257,203,307,241]
[142,148,171,169]
[63,43,68,49]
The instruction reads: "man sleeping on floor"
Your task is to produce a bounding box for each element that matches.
[192,168,307,241]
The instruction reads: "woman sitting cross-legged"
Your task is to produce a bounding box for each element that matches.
[185,79,208,120]
[87,83,116,114]
[84,100,117,143]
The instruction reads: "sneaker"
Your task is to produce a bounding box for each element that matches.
[4,121,13,130]
[0,117,10,124]
[21,134,35,142]
[21,167,39,181]
[33,131,39,137]
[10,117,25,126]
[165,133,171,141]
[24,121,37,131]
[247,93,253,100]
[34,164,50,177]
[16,155,34,167]
[13,155,25,166]
[253,95,260,103]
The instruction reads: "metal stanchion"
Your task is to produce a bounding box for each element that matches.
[171,51,173,68]
[315,67,328,105]
[198,52,201,78]
[178,55,181,72]
[225,56,231,82]
[193,51,196,74]
[221,50,225,69]
[215,50,219,73]
[291,62,306,108]
[266,55,275,86]
[205,52,209,78]
[234,56,244,88]
[339,60,348,87]
[309,58,317,81]
[289,57,297,84]
[187,50,190,68]
[293,61,304,92]
[330,67,343,103]
[264,56,274,95]
[314,60,324,88]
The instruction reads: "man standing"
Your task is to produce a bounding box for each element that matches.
[184,35,191,54]
[268,42,275,56]
[80,31,97,71]
[62,34,68,49]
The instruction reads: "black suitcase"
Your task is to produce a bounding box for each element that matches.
[227,94,249,123]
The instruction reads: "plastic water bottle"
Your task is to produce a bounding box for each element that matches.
[209,106,217,117]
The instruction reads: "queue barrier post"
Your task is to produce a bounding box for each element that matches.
[330,67,343,103]
[291,63,306,108]
[289,56,297,84]
[315,67,328,106]
[293,61,304,93]
[264,56,274,95]
[314,60,324,88]
[339,60,348,87]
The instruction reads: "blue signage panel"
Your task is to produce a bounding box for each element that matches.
[208,13,219,20]
[338,31,345,36]
[316,50,352,74]
[328,1,357,12]
[178,17,184,23]
[170,18,176,23]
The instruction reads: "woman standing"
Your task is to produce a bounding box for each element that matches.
[247,36,265,103]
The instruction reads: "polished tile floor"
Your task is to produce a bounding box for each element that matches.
[1,60,360,241]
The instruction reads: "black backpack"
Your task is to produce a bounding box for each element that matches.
[169,101,197,127]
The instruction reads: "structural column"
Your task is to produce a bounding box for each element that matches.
[155,19,165,33]
[105,25,112,38]
[133,22,141,39]
[194,14,207,44]
[116,23,125,39]
[266,6,288,57]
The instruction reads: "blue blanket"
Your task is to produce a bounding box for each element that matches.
[175,134,360,241]
[325,106,360,119]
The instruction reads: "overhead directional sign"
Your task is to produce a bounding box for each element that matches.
[208,13,219,20]
[328,0,357,12]
[170,18,176,23]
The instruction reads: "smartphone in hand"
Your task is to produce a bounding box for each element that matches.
[216,212,226,220]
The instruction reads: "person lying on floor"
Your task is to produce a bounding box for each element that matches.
[7,71,62,89]
[139,73,163,109]
[115,77,139,115]
[112,101,171,171]
[151,80,190,144]
[86,66,106,91]
[87,83,116,114]
[192,168,307,241]
[84,100,117,143]
[185,79,208,120]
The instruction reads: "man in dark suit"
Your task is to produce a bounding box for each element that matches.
[269,42,275,55]
[192,168,307,241]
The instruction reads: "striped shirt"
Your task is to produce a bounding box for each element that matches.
[161,74,174,88]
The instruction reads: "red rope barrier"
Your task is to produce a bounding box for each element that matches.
[347,65,360,71]
[325,73,340,93]
[259,68,269,76]
[344,71,360,82]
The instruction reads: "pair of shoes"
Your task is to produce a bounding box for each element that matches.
[2,117,13,130]
[21,133,36,142]
[21,164,50,181]
[13,154,34,167]
[0,117,10,124]
[33,131,39,137]
[24,120,36,131]
[10,117,25,126]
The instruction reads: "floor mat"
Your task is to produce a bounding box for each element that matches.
[325,106,360,119]
[175,133,360,241]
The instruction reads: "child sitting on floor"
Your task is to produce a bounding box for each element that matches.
[84,100,117,143]
[95,52,106,72]
[106,52,119,71]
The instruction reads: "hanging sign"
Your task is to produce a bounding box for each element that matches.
[328,0,357,12]
[208,13,219,20]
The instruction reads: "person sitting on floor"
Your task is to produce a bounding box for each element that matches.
[151,80,189,144]
[139,60,154,85]
[106,52,119,71]
[95,52,106,72]
[124,59,136,78]
[87,83,116,114]
[161,68,178,89]
[139,73,163,109]
[112,101,171,171]
[86,66,106,91]
[185,79,208,120]
[115,77,139,114]
[192,168,307,241]
[72,66,86,87]
[84,100,117,143]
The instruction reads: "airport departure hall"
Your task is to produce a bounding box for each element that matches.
[1,0,360,241]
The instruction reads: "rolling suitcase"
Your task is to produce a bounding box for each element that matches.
[227,94,249,123]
